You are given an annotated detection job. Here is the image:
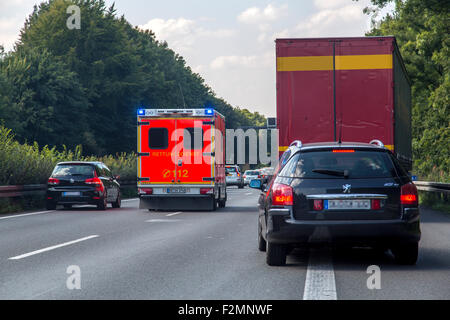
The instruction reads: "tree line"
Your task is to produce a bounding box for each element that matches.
[364,0,449,181]
[0,0,266,156]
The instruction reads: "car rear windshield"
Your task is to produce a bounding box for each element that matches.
[245,171,259,175]
[52,164,95,177]
[278,150,397,179]
[226,167,237,173]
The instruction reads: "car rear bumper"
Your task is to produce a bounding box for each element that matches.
[139,194,214,210]
[226,181,243,186]
[265,208,421,245]
[46,189,102,205]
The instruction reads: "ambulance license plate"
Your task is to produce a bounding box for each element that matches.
[167,188,189,194]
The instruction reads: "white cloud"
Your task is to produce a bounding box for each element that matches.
[313,0,352,10]
[272,1,373,39]
[0,16,25,51]
[139,18,235,53]
[296,4,366,37]
[210,52,273,70]
[238,4,288,25]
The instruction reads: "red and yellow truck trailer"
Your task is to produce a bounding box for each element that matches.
[137,108,226,210]
[276,36,412,170]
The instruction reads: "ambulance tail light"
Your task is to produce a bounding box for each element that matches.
[85,177,105,192]
[139,188,153,195]
[200,188,214,195]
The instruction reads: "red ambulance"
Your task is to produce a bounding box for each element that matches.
[137,108,226,210]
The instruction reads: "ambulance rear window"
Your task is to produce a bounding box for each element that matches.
[149,128,168,149]
[184,128,203,150]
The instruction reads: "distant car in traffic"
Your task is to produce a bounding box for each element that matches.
[250,141,420,266]
[260,167,274,183]
[243,170,261,185]
[46,161,121,210]
[226,165,244,188]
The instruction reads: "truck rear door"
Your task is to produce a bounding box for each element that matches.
[175,118,214,185]
[138,118,177,184]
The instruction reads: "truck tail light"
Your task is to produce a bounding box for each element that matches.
[401,183,418,205]
[85,177,104,192]
[313,200,323,211]
[272,183,293,206]
[200,188,214,195]
[48,178,60,185]
[138,188,153,195]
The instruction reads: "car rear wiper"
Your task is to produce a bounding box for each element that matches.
[312,169,349,178]
[70,173,84,176]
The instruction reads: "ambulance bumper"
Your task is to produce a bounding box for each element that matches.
[139,194,215,211]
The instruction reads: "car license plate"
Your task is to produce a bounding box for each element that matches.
[63,191,81,197]
[325,199,370,210]
[167,188,189,194]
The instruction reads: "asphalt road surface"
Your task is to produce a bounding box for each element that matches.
[0,187,449,299]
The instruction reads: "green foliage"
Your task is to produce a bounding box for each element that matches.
[0,125,136,185]
[365,0,449,182]
[0,0,265,156]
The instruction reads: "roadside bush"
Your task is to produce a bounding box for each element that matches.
[0,125,136,185]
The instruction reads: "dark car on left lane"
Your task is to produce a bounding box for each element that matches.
[46,161,121,210]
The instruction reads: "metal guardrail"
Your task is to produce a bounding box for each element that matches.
[0,181,137,198]
[1,181,448,198]
[414,181,450,194]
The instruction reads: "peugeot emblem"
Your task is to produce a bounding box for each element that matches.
[342,184,351,193]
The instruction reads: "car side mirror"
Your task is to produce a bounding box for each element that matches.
[249,179,263,190]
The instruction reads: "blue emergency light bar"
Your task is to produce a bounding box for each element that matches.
[137,108,215,117]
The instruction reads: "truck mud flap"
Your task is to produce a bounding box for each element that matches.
[140,196,214,211]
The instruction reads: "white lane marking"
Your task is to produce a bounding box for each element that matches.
[145,219,181,223]
[245,192,252,195]
[303,248,337,300]
[166,211,182,217]
[0,210,54,221]
[8,235,99,260]
[122,198,138,202]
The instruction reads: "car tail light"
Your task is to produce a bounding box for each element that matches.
[272,183,293,206]
[138,188,153,195]
[48,178,60,185]
[85,177,104,192]
[237,173,241,177]
[313,200,323,211]
[200,188,214,195]
[401,183,418,205]
[333,149,355,153]
[371,199,381,210]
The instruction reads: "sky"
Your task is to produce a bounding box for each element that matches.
[0,0,395,117]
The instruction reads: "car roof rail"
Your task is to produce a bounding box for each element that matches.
[369,139,385,148]
[289,140,303,148]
